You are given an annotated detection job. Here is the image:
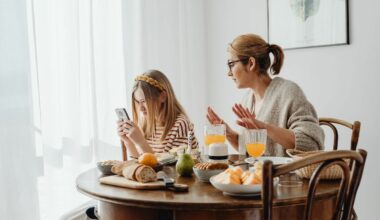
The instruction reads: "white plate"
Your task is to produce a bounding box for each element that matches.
[244,156,293,165]
[210,176,279,194]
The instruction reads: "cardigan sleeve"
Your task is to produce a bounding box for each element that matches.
[286,88,325,151]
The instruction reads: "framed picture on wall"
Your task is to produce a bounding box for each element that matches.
[267,0,349,50]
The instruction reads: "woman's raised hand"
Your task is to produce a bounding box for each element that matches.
[232,104,265,129]
[206,106,224,125]
[207,106,240,148]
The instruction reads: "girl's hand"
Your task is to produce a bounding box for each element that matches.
[232,104,266,129]
[119,120,147,147]
[117,120,135,146]
[117,120,143,158]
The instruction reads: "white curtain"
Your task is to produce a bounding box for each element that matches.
[121,0,207,140]
[1,0,207,219]
[0,0,40,219]
[28,0,127,219]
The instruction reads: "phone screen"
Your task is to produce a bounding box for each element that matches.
[115,108,130,121]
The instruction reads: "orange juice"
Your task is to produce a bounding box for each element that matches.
[246,143,266,158]
[204,134,226,146]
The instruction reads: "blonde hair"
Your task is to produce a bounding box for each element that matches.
[228,34,284,75]
[132,70,187,140]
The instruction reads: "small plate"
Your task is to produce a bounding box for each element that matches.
[159,158,177,166]
[244,156,293,165]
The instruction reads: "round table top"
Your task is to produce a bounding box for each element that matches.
[77,157,340,211]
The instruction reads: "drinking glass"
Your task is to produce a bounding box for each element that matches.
[245,129,267,164]
[203,124,226,156]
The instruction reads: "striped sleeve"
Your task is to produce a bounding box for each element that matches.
[164,115,199,151]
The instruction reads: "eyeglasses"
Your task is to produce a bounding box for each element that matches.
[227,58,249,73]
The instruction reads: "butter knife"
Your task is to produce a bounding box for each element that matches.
[157,171,188,192]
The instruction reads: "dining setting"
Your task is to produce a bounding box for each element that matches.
[77,119,366,220]
[3,0,380,219]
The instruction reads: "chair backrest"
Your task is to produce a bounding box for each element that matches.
[262,149,367,220]
[121,141,127,161]
[319,117,361,151]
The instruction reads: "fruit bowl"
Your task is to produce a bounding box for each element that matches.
[97,160,120,175]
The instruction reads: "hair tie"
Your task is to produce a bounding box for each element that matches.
[135,75,165,91]
[267,44,272,52]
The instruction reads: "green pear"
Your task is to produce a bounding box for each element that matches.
[176,153,194,177]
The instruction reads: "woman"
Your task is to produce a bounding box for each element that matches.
[207,34,324,157]
[118,69,198,159]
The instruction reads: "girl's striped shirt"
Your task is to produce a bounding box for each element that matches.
[146,114,199,153]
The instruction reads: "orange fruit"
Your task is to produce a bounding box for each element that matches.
[138,153,158,167]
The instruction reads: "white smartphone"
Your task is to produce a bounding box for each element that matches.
[115,108,130,121]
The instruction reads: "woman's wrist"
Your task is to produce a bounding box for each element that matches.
[227,129,239,149]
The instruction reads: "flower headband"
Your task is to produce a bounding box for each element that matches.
[135,75,165,91]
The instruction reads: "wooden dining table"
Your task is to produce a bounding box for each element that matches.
[76,155,340,220]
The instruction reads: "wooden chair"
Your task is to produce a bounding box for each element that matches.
[121,141,127,161]
[319,118,361,220]
[262,149,367,220]
[319,118,361,151]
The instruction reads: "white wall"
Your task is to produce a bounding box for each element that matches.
[205,0,380,219]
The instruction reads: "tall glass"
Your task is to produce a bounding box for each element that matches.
[203,124,226,156]
[245,129,267,164]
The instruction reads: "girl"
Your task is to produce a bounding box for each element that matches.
[118,69,198,159]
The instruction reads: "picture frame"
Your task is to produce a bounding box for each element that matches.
[267,0,349,50]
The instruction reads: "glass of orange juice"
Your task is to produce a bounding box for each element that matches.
[203,124,226,156]
[245,129,267,164]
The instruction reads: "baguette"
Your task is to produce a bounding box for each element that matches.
[135,165,157,183]
[122,163,143,181]
[111,160,137,175]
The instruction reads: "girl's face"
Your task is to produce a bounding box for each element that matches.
[227,53,251,89]
[133,87,148,116]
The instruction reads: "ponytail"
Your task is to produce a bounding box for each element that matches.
[268,44,284,75]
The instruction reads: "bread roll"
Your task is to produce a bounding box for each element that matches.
[111,160,137,175]
[135,165,157,183]
[122,163,143,180]
[118,162,157,183]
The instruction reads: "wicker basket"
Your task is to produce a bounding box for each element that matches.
[286,149,346,180]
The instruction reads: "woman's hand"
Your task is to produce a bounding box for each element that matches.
[206,106,224,124]
[207,106,239,149]
[232,104,266,129]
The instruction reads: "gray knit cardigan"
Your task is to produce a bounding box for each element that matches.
[238,77,325,157]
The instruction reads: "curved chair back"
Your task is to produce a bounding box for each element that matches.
[262,149,367,220]
[319,118,361,151]
[121,141,127,161]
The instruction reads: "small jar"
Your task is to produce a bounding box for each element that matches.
[208,143,228,163]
